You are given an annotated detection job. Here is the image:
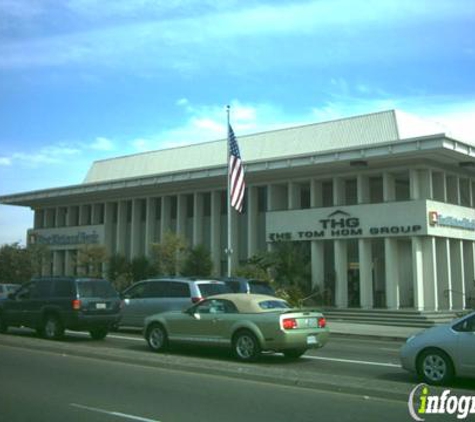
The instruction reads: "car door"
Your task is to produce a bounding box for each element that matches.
[121,282,148,327]
[6,282,39,327]
[167,299,226,345]
[456,314,475,375]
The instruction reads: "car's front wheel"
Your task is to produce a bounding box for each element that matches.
[146,323,168,352]
[89,328,108,340]
[417,348,454,385]
[283,349,307,359]
[42,315,64,340]
[233,330,261,362]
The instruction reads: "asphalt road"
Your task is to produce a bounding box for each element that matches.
[0,344,411,422]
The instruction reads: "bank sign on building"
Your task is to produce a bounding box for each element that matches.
[2,110,475,312]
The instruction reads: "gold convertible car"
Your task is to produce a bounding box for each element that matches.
[144,293,330,361]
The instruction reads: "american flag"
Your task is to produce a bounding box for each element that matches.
[228,124,245,213]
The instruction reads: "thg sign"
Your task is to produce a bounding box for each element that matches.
[267,203,425,242]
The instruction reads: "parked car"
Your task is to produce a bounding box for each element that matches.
[0,283,20,299]
[0,277,121,340]
[119,277,231,328]
[400,311,475,385]
[219,277,276,296]
[144,293,329,361]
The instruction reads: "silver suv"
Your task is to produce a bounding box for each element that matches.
[119,277,231,328]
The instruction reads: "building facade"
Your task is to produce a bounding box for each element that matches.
[2,110,475,311]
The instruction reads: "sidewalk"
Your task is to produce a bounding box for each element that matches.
[328,321,422,341]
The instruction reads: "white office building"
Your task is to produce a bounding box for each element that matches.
[2,110,475,311]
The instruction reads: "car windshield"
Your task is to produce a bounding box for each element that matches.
[77,281,118,298]
[198,283,231,297]
[258,300,290,310]
[249,282,275,296]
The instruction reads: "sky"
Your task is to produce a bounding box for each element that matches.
[1,0,475,246]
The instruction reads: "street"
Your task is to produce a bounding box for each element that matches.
[0,328,474,421]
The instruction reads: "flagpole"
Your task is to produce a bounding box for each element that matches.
[226,105,233,277]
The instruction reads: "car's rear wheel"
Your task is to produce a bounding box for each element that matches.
[146,323,168,352]
[0,313,8,334]
[233,330,261,362]
[42,315,64,340]
[283,349,307,359]
[89,328,108,340]
[417,348,454,385]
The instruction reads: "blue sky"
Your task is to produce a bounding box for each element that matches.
[1,0,475,245]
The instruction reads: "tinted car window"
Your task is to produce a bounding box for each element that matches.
[226,281,241,293]
[258,300,290,310]
[167,282,190,298]
[146,282,170,298]
[34,280,53,298]
[77,281,117,298]
[125,283,146,299]
[53,280,75,297]
[198,283,230,297]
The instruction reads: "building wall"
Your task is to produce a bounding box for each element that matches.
[28,165,475,311]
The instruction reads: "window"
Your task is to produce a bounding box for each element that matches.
[258,300,290,310]
[195,299,238,314]
[125,283,147,299]
[77,281,117,298]
[454,315,475,332]
[53,280,74,297]
[198,283,230,297]
[35,280,53,298]
[167,282,190,298]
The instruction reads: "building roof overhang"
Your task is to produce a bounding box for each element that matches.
[1,133,475,209]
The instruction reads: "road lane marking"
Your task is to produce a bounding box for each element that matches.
[71,403,161,422]
[303,355,401,368]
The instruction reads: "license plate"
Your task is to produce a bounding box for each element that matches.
[95,303,106,310]
[307,335,317,345]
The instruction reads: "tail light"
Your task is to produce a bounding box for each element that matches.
[72,299,82,310]
[318,317,326,328]
[191,297,203,304]
[282,318,297,330]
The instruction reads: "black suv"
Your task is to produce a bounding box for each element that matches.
[0,277,121,340]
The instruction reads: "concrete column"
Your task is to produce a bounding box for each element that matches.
[385,238,400,309]
[131,199,142,258]
[267,184,287,252]
[65,250,75,276]
[160,196,172,241]
[333,177,345,206]
[334,240,348,308]
[359,239,373,308]
[288,182,300,210]
[418,169,432,200]
[311,180,323,208]
[176,194,187,239]
[451,240,465,309]
[192,193,204,247]
[210,191,221,275]
[383,172,395,202]
[52,251,62,276]
[422,237,438,310]
[433,172,447,202]
[463,241,475,308]
[412,237,425,310]
[410,169,420,200]
[104,202,115,256]
[145,198,157,256]
[436,238,452,310]
[247,186,258,257]
[116,201,128,256]
[357,175,369,204]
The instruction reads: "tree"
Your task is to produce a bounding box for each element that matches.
[130,255,155,282]
[0,243,32,283]
[182,244,213,277]
[150,231,187,276]
[77,244,108,278]
[27,243,50,277]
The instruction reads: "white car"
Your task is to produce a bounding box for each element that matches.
[400,311,475,385]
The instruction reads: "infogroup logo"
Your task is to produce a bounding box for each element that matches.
[408,384,475,420]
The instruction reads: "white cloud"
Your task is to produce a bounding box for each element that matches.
[0,157,12,166]
[90,136,114,151]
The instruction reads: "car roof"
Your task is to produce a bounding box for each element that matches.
[206,293,286,313]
